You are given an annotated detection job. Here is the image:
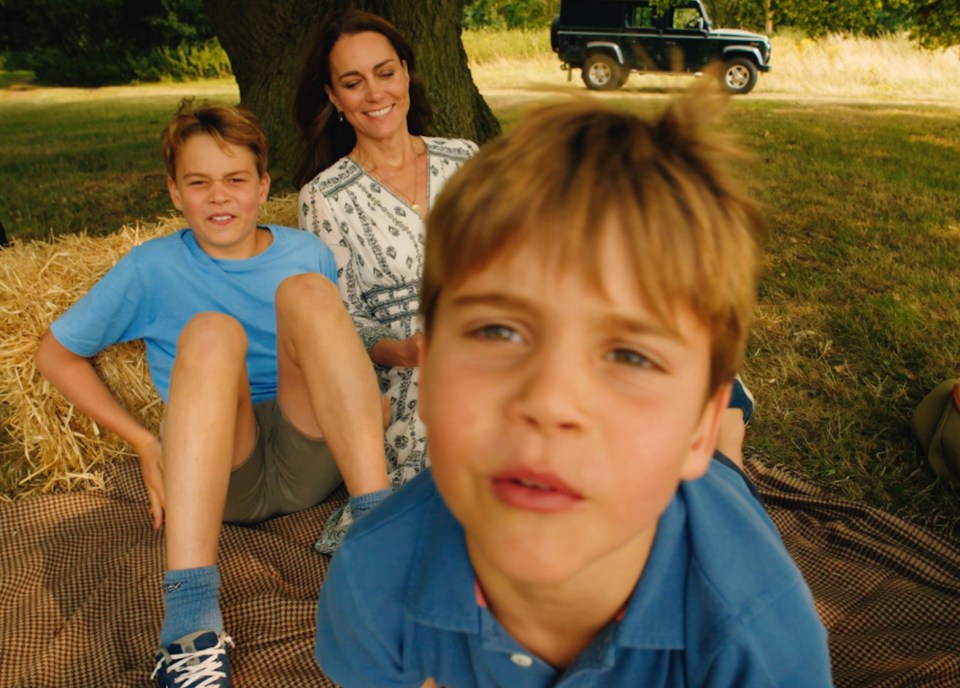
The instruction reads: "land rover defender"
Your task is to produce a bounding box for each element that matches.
[551,0,772,94]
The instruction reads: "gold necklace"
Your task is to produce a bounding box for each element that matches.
[356,150,424,215]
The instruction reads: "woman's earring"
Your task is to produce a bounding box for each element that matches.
[337,109,344,123]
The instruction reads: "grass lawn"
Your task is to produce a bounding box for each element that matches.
[2,33,959,538]
[0,80,238,241]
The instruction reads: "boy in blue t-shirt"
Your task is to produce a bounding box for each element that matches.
[315,93,833,687]
[35,101,391,687]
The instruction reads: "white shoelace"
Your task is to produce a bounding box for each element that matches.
[151,635,235,688]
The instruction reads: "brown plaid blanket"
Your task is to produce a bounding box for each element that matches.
[1,458,958,687]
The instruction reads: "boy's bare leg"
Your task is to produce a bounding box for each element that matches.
[162,312,257,569]
[273,273,389,496]
[156,312,256,654]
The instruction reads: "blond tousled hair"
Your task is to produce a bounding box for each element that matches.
[160,99,268,180]
[421,88,764,394]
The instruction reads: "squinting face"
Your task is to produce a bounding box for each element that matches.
[167,134,269,260]
[418,223,729,589]
[325,31,411,144]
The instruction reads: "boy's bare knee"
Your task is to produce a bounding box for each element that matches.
[176,312,247,362]
[276,273,340,317]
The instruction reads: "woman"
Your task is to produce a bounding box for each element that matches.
[295,10,477,549]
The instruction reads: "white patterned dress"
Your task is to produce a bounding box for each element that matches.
[298,136,477,487]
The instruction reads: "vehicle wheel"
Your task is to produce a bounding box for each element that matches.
[720,58,758,95]
[582,53,623,91]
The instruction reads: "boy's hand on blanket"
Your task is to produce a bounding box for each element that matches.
[136,436,165,530]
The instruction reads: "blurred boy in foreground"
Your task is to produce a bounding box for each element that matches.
[315,91,832,687]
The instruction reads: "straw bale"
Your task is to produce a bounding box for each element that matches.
[0,194,300,499]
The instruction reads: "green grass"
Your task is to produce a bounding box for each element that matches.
[0,79,238,241]
[2,36,960,538]
[729,102,960,535]
[461,27,551,63]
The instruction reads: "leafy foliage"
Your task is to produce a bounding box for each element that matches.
[0,0,231,85]
[461,0,958,48]
[462,0,556,29]
[908,0,960,50]
[705,0,960,46]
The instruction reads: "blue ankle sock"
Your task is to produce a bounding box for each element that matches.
[158,565,223,648]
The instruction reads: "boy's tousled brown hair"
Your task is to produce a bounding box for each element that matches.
[422,86,764,394]
[161,98,268,180]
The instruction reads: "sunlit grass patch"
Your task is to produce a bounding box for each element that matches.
[763,32,960,101]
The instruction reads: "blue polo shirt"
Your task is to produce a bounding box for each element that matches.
[315,461,832,687]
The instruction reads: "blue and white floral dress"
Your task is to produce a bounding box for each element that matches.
[298,136,477,487]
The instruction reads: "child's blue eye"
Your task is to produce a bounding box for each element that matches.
[473,324,522,343]
[606,348,652,368]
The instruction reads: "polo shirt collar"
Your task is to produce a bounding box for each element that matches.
[406,490,482,634]
[615,492,689,650]
[404,480,690,655]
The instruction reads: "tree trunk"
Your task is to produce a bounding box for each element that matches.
[202,0,499,190]
[764,0,773,35]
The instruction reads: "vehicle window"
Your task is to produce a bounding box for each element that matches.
[671,8,703,30]
[628,6,656,29]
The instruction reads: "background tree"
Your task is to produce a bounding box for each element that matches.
[0,0,230,85]
[462,0,555,29]
[908,0,960,49]
[202,0,500,189]
[717,0,959,40]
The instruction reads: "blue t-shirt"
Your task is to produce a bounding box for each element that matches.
[315,460,833,687]
[51,225,336,404]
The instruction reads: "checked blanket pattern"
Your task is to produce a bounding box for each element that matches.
[1,457,959,687]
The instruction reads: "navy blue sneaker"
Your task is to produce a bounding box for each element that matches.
[152,630,233,687]
[729,375,755,424]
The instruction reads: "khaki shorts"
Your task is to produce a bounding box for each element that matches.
[223,399,342,525]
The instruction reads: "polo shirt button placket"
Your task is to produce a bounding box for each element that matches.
[510,653,534,668]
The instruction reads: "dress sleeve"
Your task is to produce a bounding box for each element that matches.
[50,250,149,357]
[314,550,423,688]
[298,183,395,352]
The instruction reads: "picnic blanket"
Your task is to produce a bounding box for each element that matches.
[1,457,959,687]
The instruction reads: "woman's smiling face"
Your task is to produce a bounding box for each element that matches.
[325,30,411,145]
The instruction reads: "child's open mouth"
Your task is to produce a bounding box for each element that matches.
[490,470,583,513]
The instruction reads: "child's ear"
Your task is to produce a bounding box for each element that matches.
[679,381,732,481]
[259,172,271,204]
[167,177,183,211]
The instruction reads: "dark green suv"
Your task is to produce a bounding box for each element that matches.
[551,0,771,94]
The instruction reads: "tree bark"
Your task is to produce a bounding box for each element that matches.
[202,0,499,189]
